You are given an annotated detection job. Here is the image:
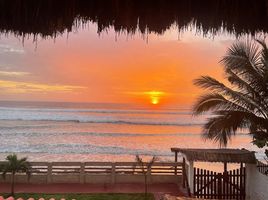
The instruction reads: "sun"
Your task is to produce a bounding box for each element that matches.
[144,91,164,105]
[151,97,159,105]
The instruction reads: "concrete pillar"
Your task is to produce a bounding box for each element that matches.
[47,163,52,183]
[245,163,256,200]
[111,163,116,184]
[185,162,189,177]
[188,160,194,194]
[175,151,178,175]
[80,162,85,184]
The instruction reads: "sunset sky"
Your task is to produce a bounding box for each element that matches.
[0,23,236,107]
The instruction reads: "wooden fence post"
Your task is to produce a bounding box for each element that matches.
[217,173,222,199]
[193,168,196,197]
[182,158,186,188]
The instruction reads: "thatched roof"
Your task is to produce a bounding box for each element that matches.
[0,0,267,39]
[171,148,256,164]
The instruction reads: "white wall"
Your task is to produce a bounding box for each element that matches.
[0,161,183,185]
[246,164,268,200]
[185,159,194,194]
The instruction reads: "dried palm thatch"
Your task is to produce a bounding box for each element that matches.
[0,0,267,39]
[171,148,256,164]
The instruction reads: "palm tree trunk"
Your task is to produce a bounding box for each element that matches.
[144,174,147,197]
[11,172,15,196]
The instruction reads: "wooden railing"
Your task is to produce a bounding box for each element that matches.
[257,160,268,175]
[0,161,183,184]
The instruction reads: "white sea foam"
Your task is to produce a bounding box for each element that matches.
[0,106,192,115]
[0,106,206,126]
[0,143,170,155]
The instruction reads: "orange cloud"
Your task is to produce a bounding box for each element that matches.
[0,71,30,77]
[0,80,86,94]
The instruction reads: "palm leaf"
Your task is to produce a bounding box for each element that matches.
[193,93,253,115]
[194,76,267,118]
[221,40,267,95]
[203,111,249,146]
[221,41,262,77]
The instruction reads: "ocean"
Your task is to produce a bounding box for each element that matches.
[0,101,262,162]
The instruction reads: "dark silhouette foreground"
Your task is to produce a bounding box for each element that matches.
[193,39,268,157]
[0,0,267,38]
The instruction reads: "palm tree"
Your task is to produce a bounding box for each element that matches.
[193,39,268,153]
[1,154,31,196]
[134,155,158,198]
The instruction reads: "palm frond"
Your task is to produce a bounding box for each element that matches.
[252,130,268,148]
[256,39,268,97]
[135,155,158,174]
[222,40,268,97]
[226,69,268,111]
[226,69,254,93]
[135,155,143,165]
[193,76,225,91]
[193,93,253,115]
[256,39,268,71]
[135,155,145,173]
[194,76,267,118]
[1,154,31,177]
[147,156,158,169]
[202,111,248,146]
[221,41,262,77]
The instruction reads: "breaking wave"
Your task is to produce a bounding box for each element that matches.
[0,107,205,126]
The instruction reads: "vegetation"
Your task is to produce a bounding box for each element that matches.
[134,155,158,197]
[0,154,31,196]
[193,40,268,157]
[0,193,154,200]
